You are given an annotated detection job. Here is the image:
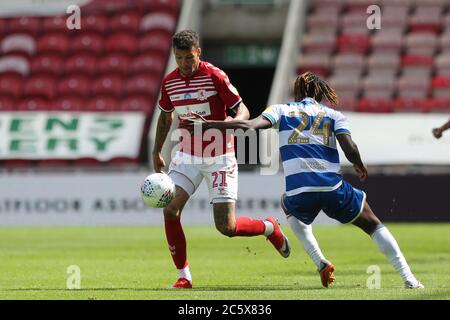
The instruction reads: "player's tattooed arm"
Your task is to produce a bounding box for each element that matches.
[336,133,368,181]
[152,111,173,172]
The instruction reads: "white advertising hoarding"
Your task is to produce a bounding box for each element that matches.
[339,113,450,165]
[0,172,336,226]
[0,112,146,160]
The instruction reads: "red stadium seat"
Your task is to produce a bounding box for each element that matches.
[125,74,159,97]
[85,95,120,111]
[0,55,30,76]
[138,31,172,55]
[80,14,109,34]
[92,74,124,97]
[120,95,154,112]
[140,12,177,33]
[41,16,68,33]
[18,97,52,111]
[24,75,56,99]
[37,33,70,54]
[358,98,393,113]
[337,34,370,54]
[138,0,180,15]
[64,54,98,76]
[31,54,64,76]
[57,74,91,98]
[0,97,16,111]
[432,75,450,98]
[83,0,135,14]
[393,97,427,112]
[297,54,331,78]
[8,17,41,35]
[1,34,36,56]
[408,7,443,33]
[98,54,130,75]
[422,98,450,112]
[0,73,23,98]
[401,54,434,76]
[0,18,9,37]
[130,53,167,76]
[105,33,137,55]
[53,96,84,111]
[72,33,104,55]
[110,11,141,33]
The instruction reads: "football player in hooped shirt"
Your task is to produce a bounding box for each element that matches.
[152,30,290,289]
[186,72,424,289]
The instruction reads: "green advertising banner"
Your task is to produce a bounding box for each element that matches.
[0,112,146,160]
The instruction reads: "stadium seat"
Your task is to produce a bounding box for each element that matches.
[302,33,336,54]
[105,33,138,55]
[140,12,177,33]
[92,74,124,97]
[401,55,434,76]
[138,31,172,55]
[337,34,370,54]
[83,0,135,14]
[64,54,98,76]
[393,97,427,112]
[397,75,431,99]
[408,7,443,33]
[432,75,450,98]
[37,33,70,54]
[358,98,393,113]
[333,97,358,112]
[31,54,63,76]
[52,96,84,111]
[345,0,377,12]
[297,54,331,78]
[8,17,41,35]
[24,75,56,100]
[371,32,403,54]
[57,74,91,98]
[129,53,167,76]
[72,33,104,55]
[80,14,109,34]
[332,53,365,77]
[0,73,23,98]
[0,18,9,37]
[328,74,361,100]
[18,97,52,111]
[110,11,141,33]
[125,74,159,97]
[138,0,180,15]
[405,32,438,56]
[434,53,450,76]
[0,55,30,76]
[0,97,16,111]
[307,12,339,35]
[366,53,400,77]
[85,96,120,111]
[120,95,154,112]
[340,12,370,35]
[41,16,68,33]
[1,34,36,56]
[98,54,130,75]
[422,98,450,112]
[362,75,396,100]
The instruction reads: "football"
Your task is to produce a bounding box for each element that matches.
[140,173,175,208]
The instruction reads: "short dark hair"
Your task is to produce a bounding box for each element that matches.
[172,30,199,50]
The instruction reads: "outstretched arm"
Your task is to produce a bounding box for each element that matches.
[191,114,273,131]
[336,133,368,182]
[432,119,450,139]
[152,111,173,172]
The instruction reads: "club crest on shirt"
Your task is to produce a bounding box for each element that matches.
[184,93,192,100]
[198,89,207,101]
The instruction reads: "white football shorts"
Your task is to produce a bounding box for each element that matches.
[168,151,238,203]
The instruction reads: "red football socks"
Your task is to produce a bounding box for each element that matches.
[234,216,265,236]
[164,218,188,269]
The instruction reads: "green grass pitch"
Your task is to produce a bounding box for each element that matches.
[0,223,449,300]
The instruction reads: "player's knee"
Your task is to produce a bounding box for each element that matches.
[215,224,236,237]
[163,203,180,220]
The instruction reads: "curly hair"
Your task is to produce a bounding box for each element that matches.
[172,30,200,50]
[294,72,339,106]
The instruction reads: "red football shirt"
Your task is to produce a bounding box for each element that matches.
[158,61,242,157]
